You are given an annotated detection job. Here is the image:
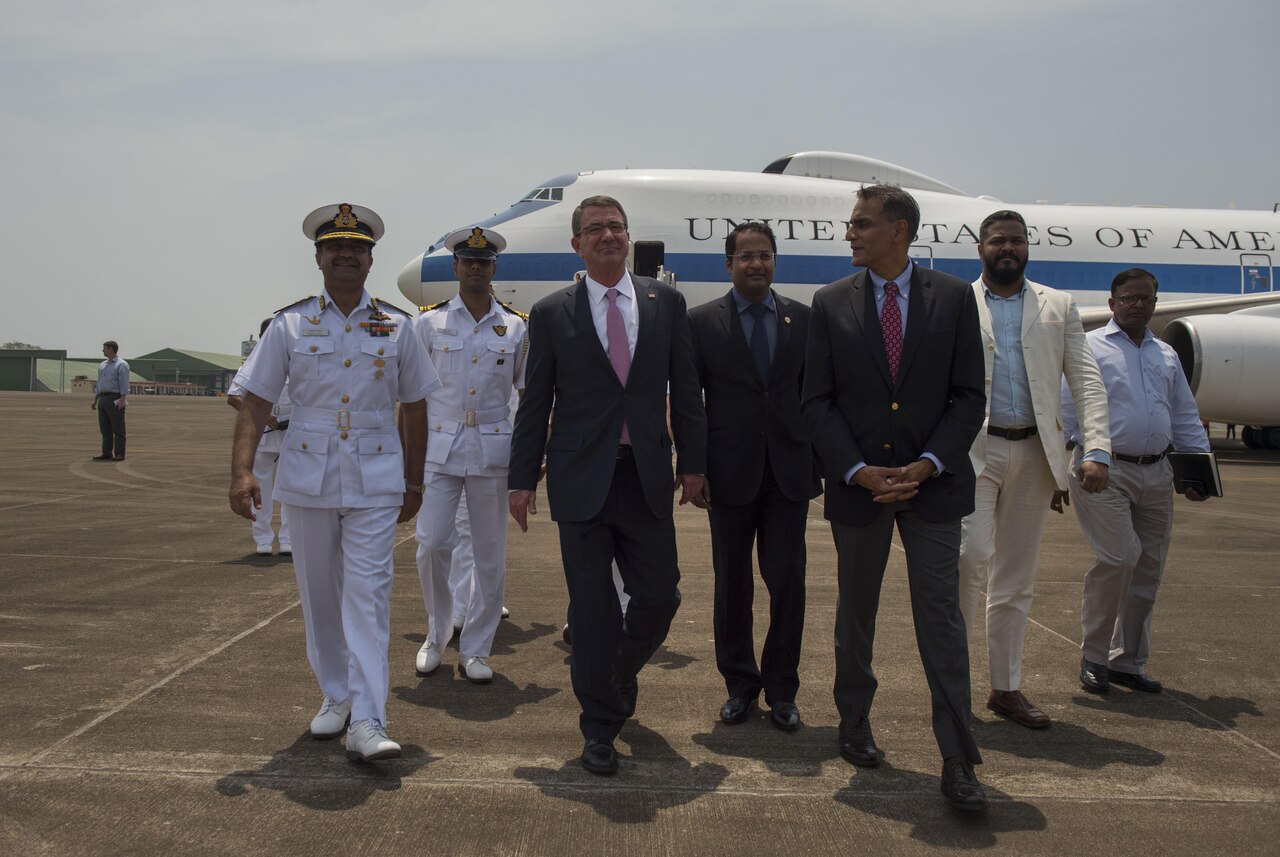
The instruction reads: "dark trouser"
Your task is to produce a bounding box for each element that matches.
[557,455,681,742]
[97,393,126,458]
[831,502,980,763]
[709,460,807,706]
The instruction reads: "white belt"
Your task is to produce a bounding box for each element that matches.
[429,404,509,427]
[291,406,395,430]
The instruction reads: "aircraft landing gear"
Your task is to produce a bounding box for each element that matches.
[1241,426,1280,450]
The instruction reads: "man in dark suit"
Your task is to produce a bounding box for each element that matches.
[688,222,820,732]
[802,184,989,810]
[509,195,707,776]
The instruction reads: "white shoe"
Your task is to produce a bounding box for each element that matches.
[452,614,465,632]
[345,719,401,762]
[461,656,493,683]
[416,640,442,675]
[501,605,510,619]
[278,543,292,555]
[255,543,273,556]
[309,696,351,739]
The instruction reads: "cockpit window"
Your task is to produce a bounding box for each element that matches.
[521,187,564,202]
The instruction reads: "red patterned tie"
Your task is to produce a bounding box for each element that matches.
[881,282,903,381]
[605,288,631,444]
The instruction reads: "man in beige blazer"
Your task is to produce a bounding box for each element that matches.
[959,210,1111,729]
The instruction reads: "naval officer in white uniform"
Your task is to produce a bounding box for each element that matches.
[230,202,440,762]
[410,226,527,683]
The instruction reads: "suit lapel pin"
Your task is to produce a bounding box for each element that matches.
[783,316,792,324]
[647,292,656,299]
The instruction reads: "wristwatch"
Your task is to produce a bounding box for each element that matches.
[405,482,426,495]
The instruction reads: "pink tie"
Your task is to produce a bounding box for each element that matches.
[881,282,903,381]
[605,288,631,444]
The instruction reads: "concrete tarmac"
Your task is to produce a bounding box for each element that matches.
[1,391,1276,855]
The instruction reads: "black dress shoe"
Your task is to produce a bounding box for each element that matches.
[838,717,880,767]
[941,756,987,811]
[91,455,113,461]
[1108,669,1162,693]
[561,623,572,646]
[581,739,618,775]
[719,696,756,725]
[769,701,800,731]
[1080,658,1110,694]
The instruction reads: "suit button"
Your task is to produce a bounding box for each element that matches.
[301,442,308,450]
[988,344,995,351]
[309,345,318,353]
[343,359,352,367]
[985,378,991,384]
[377,444,383,452]
[472,356,478,363]
[883,443,892,450]
[377,347,384,355]
[345,325,351,332]
[469,388,476,395]
[891,402,899,410]
[341,394,350,403]
[340,431,348,440]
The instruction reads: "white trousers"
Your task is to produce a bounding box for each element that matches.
[251,442,290,548]
[959,434,1056,691]
[448,492,475,618]
[416,472,507,659]
[285,504,399,725]
[1070,455,1174,673]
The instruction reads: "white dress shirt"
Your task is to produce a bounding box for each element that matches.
[584,271,638,358]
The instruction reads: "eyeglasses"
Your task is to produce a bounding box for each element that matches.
[729,251,776,263]
[577,222,628,238]
[1115,294,1157,307]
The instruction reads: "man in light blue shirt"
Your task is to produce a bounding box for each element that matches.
[91,340,129,461]
[1063,268,1210,696]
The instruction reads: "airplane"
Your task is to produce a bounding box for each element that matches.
[398,151,1280,449]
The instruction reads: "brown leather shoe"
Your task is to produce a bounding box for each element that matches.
[987,689,1051,729]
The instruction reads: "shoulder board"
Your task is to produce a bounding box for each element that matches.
[275,296,316,314]
[371,297,412,317]
[499,300,529,321]
[426,300,452,312]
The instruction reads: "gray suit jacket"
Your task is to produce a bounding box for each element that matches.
[802,265,986,525]
[509,275,707,522]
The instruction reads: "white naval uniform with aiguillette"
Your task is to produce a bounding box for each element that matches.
[233,289,440,726]
[414,295,527,661]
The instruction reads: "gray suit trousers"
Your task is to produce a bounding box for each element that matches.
[832,501,981,763]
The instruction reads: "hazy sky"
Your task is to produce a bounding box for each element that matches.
[3,1,1275,357]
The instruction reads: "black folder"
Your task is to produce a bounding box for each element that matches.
[1168,452,1223,498]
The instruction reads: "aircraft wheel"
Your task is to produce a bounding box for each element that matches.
[1264,427,1280,450]
[1241,426,1260,449]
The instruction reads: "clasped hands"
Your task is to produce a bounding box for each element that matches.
[854,459,935,503]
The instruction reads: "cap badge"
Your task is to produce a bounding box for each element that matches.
[465,227,488,250]
[334,204,359,230]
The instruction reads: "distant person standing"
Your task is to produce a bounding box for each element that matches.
[91,341,129,461]
[688,222,820,732]
[1064,268,1211,696]
[227,318,293,556]
[410,227,526,684]
[229,202,440,762]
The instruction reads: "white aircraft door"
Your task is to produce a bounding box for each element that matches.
[909,244,935,269]
[1240,254,1272,293]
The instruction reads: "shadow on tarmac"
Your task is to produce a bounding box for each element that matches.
[214,734,436,810]
[692,721,841,776]
[972,718,1164,768]
[833,761,1048,848]
[1071,688,1265,730]
[391,672,561,722]
[513,722,730,823]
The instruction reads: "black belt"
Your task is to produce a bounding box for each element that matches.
[1114,451,1167,465]
[98,391,121,396]
[988,425,1038,441]
[615,445,633,460]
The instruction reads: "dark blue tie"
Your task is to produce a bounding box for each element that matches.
[747,302,771,381]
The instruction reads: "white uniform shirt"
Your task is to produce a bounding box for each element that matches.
[414,295,528,477]
[233,288,441,508]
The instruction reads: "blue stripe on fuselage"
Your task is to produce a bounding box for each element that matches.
[422,250,1263,296]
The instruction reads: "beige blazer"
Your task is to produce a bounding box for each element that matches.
[970,278,1109,490]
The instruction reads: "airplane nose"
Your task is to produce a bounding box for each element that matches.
[397,248,459,310]
[397,253,427,307]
